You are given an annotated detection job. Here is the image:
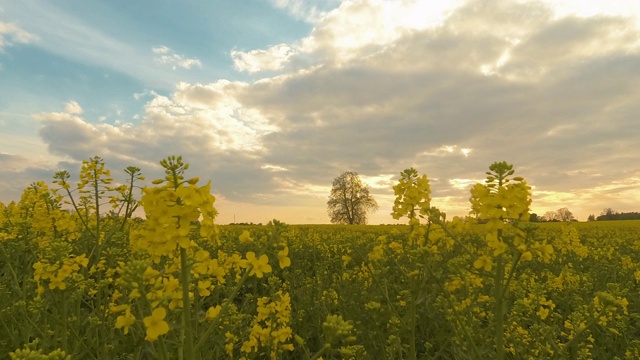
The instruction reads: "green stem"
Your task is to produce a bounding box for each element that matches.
[309,344,331,360]
[93,167,104,263]
[494,253,504,360]
[61,291,69,352]
[120,171,137,231]
[0,246,23,296]
[62,186,94,237]
[408,281,417,360]
[500,251,522,300]
[180,246,194,360]
[194,270,251,352]
[424,264,481,359]
[434,218,477,259]
[158,335,170,360]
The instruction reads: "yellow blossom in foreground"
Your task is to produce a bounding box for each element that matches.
[278,246,291,269]
[537,307,550,320]
[473,255,492,271]
[368,245,384,261]
[245,252,272,278]
[116,309,136,334]
[239,230,252,243]
[205,305,222,321]
[143,307,170,341]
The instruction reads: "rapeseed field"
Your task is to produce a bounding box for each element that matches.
[1,156,639,359]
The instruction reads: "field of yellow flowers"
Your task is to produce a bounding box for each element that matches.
[1,156,640,359]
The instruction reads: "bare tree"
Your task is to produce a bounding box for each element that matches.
[327,171,378,224]
[543,211,558,222]
[556,207,575,222]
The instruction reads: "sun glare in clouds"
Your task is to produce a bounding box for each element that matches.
[419,145,473,158]
[449,178,484,190]
[295,0,466,65]
[261,164,288,172]
[360,174,395,189]
[543,0,640,20]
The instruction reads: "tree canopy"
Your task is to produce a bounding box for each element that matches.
[327,171,378,224]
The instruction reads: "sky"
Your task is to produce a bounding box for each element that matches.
[1,0,639,224]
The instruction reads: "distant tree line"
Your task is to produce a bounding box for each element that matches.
[530,207,576,222]
[587,208,640,221]
[530,208,640,222]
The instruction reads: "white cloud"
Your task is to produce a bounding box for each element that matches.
[232,44,295,73]
[296,0,465,66]
[449,178,483,190]
[36,81,279,167]
[419,145,473,158]
[360,174,395,189]
[63,101,83,115]
[0,21,37,50]
[242,1,466,73]
[262,164,288,172]
[152,45,202,70]
[268,0,338,23]
[542,0,640,20]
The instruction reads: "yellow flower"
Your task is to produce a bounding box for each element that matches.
[473,255,492,271]
[143,307,170,341]
[272,327,292,342]
[278,246,291,269]
[537,307,550,320]
[110,304,129,313]
[116,309,136,334]
[49,275,67,290]
[143,266,160,283]
[239,230,252,243]
[198,280,212,297]
[205,305,222,321]
[245,252,272,278]
[388,241,403,253]
[368,245,384,261]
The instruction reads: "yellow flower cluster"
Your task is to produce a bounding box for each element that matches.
[242,251,272,278]
[239,291,294,359]
[469,180,531,227]
[2,182,80,246]
[554,224,589,259]
[33,254,89,292]
[391,168,431,220]
[131,180,217,257]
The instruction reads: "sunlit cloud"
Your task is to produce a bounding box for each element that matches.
[232,44,295,73]
[449,178,483,190]
[271,176,331,198]
[0,21,37,50]
[63,101,83,115]
[268,0,337,23]
[261,164,288,172]
[360,174,395,189]
[152,46,202,70]
[419,145,473,158]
